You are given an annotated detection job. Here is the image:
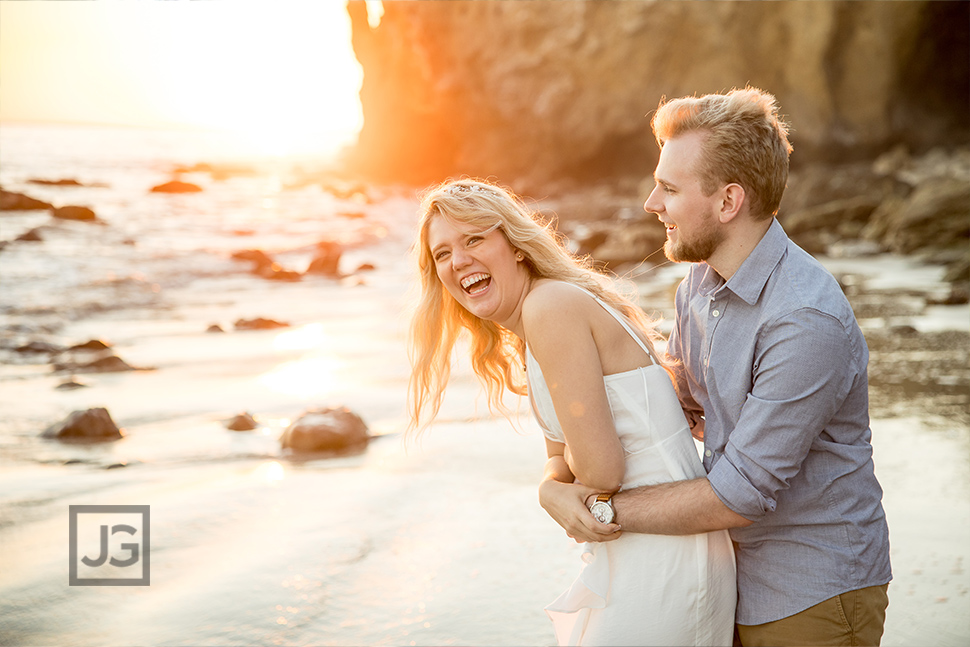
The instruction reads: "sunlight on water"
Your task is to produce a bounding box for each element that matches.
[272,324,326,352]
[254,460,286,485]
[258,357,342,398]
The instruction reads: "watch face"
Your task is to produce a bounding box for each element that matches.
[590,501,614,524]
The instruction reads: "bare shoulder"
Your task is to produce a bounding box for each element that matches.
[522,281,597,336]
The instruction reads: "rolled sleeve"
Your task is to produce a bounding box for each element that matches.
[707,307,859,521]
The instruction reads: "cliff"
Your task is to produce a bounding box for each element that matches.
[345,0,969,192]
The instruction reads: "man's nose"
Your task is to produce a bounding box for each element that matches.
[643,185,662,215]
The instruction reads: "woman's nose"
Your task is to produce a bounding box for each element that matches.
[451,247,472,269]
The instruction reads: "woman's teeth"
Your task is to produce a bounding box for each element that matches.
[461,272,491,294]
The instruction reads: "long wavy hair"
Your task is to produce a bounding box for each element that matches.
[407,178,666,438]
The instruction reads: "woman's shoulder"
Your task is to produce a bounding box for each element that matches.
[522,280,598,327]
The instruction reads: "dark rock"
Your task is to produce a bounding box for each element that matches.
[67,339,112,352]
[928,285,970,306]
[280,407,369,453]
[28,178,84,187]
[41,407,124,441]
[54,354,135,373]
[105,462,128,469]
[305,241,343,277]
[15,227,44,242]
[226,412,258,431]
[589,221,667,269]
[56,379,88,390]
[150,180,203,193]
[52,205,98,222]
[944,257,970,284]
[16,340,64,355]
[356,262,376,272]
[1,189,53,211]
[257,263,302,281]
[862,176,970,254]
[890,324,920,336]
[206,324,225,333]
[234,317,290,331]
[231,248,275,271]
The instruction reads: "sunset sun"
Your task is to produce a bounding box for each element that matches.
[0,0,367,159]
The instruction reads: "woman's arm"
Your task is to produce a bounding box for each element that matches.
[524,284,625,493]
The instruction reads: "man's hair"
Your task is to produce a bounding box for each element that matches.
[651,87,793,220]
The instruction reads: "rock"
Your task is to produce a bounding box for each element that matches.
[589,221,667,269]
[52,205,98,222]
[782,196,882,240]
[356,262,376,272]
[28,178,84,187]
[150,180,203,193]
[943,257,970,284]
[280,407,369,453]
[305,241,343,276]
[234,317,290,331]
[67,339,112,352]
[338,211,367,219]
[15,227,44,242]
[257,263,302,281]
[862,176,970,254]
[16,340,64,355]
[346,1,968,189]
[231,248,275,270]
[55,379,88,390]
[1,189,53,211]
[206,324,225,333]
[54,353,135,373]
[928,284,970,306]
[226,412,258,431]
[41,407,124,441]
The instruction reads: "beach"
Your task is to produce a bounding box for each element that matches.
[1,122,968,646]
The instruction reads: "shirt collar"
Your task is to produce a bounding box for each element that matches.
[722,218,788,305]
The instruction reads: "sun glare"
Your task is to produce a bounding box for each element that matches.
[0,0,364,159]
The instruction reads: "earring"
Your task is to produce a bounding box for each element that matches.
[515,252,524,261]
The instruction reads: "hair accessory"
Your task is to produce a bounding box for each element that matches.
[445,183,489,197]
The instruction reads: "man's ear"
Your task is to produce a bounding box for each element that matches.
[718,183,745,224]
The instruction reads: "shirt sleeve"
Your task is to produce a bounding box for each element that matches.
[707,307,862,520]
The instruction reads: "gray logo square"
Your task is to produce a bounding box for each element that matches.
[69,505,150,586]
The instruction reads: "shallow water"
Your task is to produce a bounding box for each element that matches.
[1,122,968,645]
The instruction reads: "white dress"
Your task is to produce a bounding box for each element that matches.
[526,289,737,646]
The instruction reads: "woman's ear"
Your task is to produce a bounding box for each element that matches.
[718,183,746,224]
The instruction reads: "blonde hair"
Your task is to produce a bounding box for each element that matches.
[407,178,665,438]
[652,86,793,220]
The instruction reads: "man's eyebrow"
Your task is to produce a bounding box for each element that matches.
[654,176,675,190]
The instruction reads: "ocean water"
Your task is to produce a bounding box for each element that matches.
[1,122,967,646]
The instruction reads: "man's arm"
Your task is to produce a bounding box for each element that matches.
[612,477,752,534]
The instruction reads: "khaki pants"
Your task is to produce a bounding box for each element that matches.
[737,584,890,647]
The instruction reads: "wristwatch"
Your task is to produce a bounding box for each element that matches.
[588,493,616,524]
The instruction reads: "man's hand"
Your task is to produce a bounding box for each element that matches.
[538,478,622,543]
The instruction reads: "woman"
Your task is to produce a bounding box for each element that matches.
[408,178,736,646]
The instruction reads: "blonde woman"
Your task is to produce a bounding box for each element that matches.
[408,179,736,646]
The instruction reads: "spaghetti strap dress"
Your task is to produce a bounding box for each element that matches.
[526,286,736,646]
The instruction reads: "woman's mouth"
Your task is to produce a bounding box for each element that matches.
[460,272,491,295]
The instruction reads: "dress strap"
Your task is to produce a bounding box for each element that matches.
[568,284,661,366]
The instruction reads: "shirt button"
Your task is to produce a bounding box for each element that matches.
[704,449,712,457]
[711,309,720,317]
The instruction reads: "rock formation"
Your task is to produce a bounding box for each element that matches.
[42,408,124,441]
[346,0,969,192]
[280,407,370,453]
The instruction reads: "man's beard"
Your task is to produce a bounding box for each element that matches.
[663,217,724,263]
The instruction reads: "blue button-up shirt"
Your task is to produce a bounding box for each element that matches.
[667,219,892,625]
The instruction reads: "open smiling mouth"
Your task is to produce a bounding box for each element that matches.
[461,272,491,295]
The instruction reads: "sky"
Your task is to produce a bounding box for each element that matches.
[0,0,376,157]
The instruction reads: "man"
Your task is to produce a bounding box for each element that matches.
[538,87,892,646]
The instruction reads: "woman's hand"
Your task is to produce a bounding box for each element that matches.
[538,478,622,543]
